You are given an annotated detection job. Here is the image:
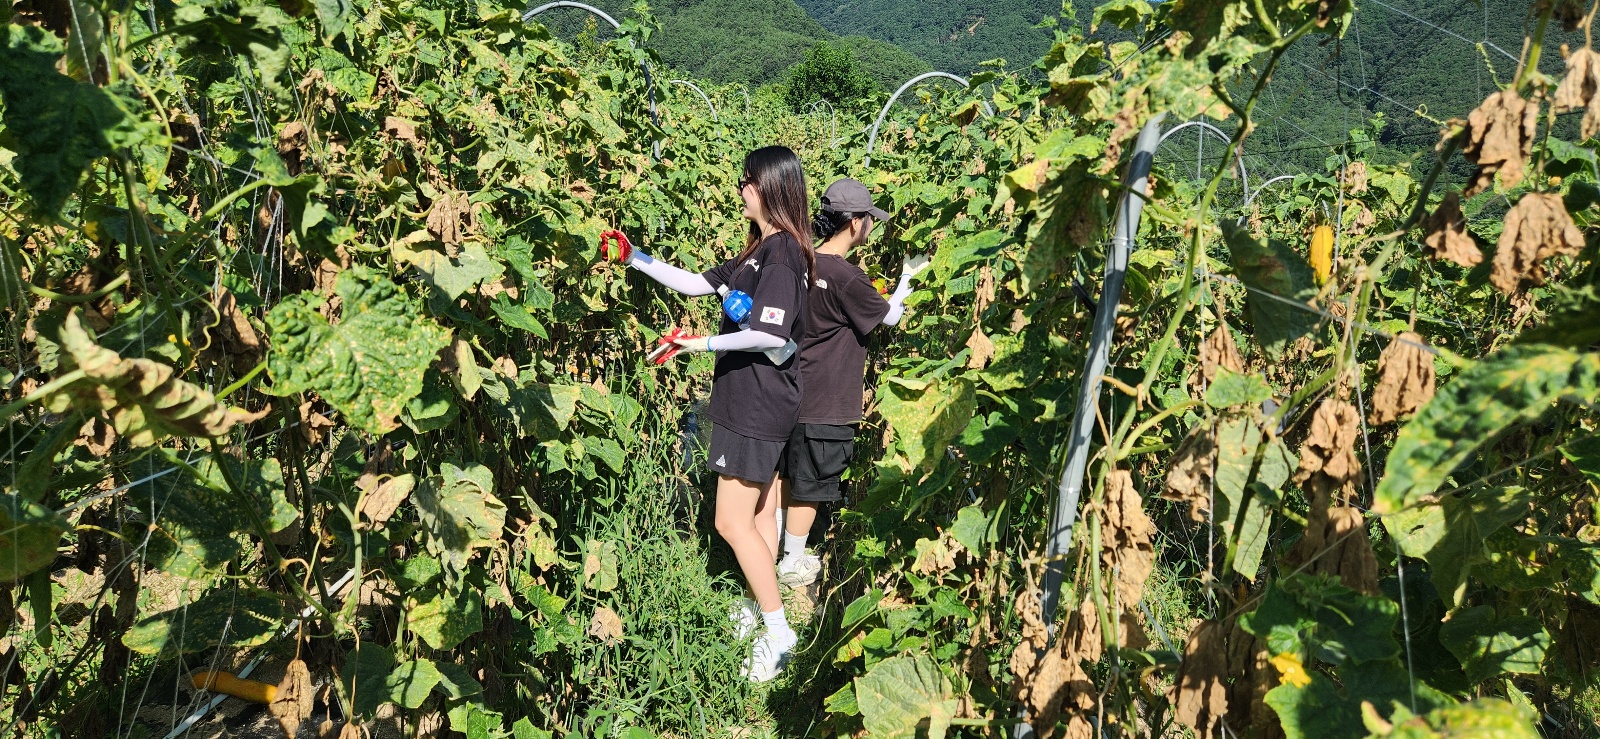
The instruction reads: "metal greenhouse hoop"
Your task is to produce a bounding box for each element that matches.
[669,79,718,121]
[524,1,661,158]
[863,72,996,169]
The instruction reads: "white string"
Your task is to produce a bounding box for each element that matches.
[1195,269,1442,355]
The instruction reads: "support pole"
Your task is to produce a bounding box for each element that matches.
[1036,113,1166,647]
[669,80,718,121]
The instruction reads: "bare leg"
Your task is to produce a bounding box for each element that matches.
[783,498,819,540]
[715,475,782,612]
[755,474,783,563]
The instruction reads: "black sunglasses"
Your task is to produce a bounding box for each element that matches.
[738,174,754,190]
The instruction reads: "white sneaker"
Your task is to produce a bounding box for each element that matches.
[777,552,822,587]
[729,598,759,640]
[743,629,798,683]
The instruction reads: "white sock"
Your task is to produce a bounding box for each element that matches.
[762,608,796,641]
[782,530,809,561]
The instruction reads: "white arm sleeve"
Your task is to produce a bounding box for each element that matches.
[881,272,916,326]
[628,252,716,296]
[706,329,786,352]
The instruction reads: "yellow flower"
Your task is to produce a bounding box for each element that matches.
[1270,652,1313,688]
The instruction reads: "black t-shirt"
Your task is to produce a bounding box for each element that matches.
[701,232,809,441]
[797,254,890,425]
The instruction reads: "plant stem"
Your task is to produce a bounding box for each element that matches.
[0,369,86,424]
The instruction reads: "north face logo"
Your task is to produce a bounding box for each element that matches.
[715,455,727,467]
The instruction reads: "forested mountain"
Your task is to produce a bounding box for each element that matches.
[534,0,931,90]
[794,0,1066,75]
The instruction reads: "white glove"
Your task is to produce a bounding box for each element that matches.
[900,254,932,282]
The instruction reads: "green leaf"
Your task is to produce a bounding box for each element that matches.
[123,589,285,655]
[824,683,861,716]
[876,376,976,478]
[1437,605,1550,684]
[1396,698,1542,737]
[949,506,989,553]
[403,369,459,433]
[315,0,354,42]
[1373,345,1600,514]
[393,238,505,301]
[407,587,484,651]
[1238,575,1398,664]
[1222,221,1319,358]
[130,456,296,580]
[583,435,626,473]
[854,653,958,739]
[267,267,451,435]
[387,659,443,709]
[414,462,506,588]
[583,539,619,592]
[433,661,484,700]
[491,293,550,339]
[1093,0,1153,30]
[1560,435,1600,485]
[1264,672,1359,739]
[342,643,395,718]
[0,493,68,583]
[0,26,129,216]
[513,718,553,739]
[1381,487,1532,607]
[1205,368,1274,409]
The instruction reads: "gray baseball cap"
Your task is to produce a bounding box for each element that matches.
[820,178,891,222]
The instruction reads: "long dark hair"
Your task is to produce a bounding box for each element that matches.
[738,146,815,287]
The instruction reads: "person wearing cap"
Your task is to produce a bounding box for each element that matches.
[773,178,929,586]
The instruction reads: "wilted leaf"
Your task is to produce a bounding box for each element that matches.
[357,473,415,528]
[1492,192,1585,296]
[1294,399,1362,503]
[589,605,623,645]
[1370,332,1436,425]
[267,267,451,434]
[1554,47,1600,140]
[1458,89,1537,196]
[1422,193,1482,267]
[1171,620,1228,736]
[1200,324,1245,383]
[1101,469,1154,607]
[414,462,506,588]
[876,376,976,477]
[392,232,504,300]
[47,310,258,447]
[1164,424,1216,523]
[270,659,314,738]
[583,539,619,592]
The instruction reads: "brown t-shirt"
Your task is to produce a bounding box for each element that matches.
[797,254,891,425]
[701,233,809,441]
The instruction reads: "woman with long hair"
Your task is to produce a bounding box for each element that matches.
[603,146,814,682]
[775,178,927,586]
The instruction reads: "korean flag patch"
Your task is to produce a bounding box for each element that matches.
[759,306,786,325]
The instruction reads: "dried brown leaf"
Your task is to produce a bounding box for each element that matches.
[357,474,415,528]
[383,116,421,146]
[1344,161,1368,194]
[975,265,996,314]
[966,326,995,369]
[425,191,474,247]
[1422,192,1482,267]
[1294,399,1362,504]
[1163,425,1215,524]
[278,121,308,175]
[492,356,519,378]
[1493,192,1586,295]
[1101,469,1154,608]
[77,416,115,457]
[589,606,623,645]
[1171,620,1229,736]
[1556,48,1600,139]
[1370,331,1436,425]
[1201,324,1245,383]
[270,659,314,739]
[1458,89,1537,196]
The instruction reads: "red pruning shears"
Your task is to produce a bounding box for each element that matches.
[599,229,634,263]
[646,327,700,365]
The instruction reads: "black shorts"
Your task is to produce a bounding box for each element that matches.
[779,423,857,502]
[707,423,786,484]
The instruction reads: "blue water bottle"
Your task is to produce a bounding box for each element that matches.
[715,285,796,364]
